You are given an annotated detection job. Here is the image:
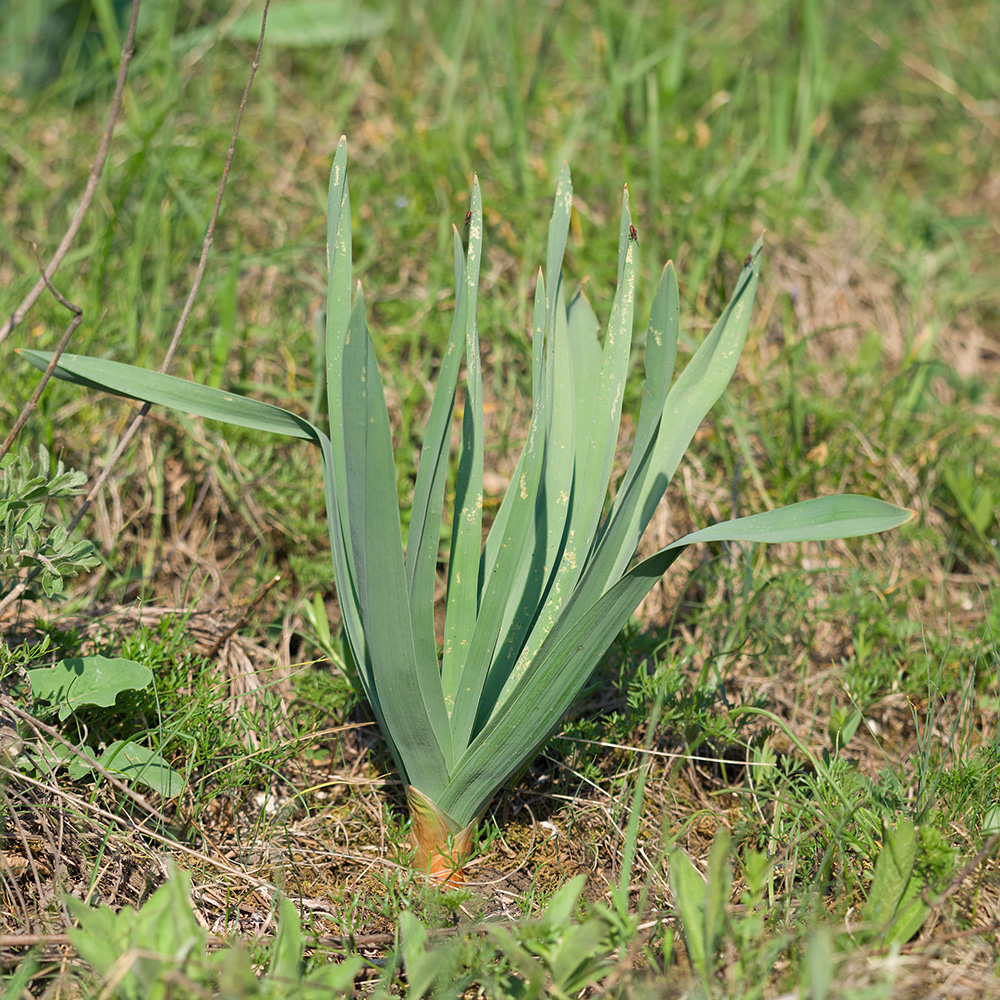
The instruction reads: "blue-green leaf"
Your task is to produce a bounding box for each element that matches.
[28,656,152,722]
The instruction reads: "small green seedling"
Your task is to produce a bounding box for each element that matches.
[0,445,99,602]
[861,818,928,945]
[669,828,733,989]
[66,868,361,998]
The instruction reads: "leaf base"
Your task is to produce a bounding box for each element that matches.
[406,786,477,888]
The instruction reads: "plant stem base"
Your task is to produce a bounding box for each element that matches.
[406,786,477,888]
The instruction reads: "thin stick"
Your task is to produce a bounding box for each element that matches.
[0,697,173,828]
[203,574,282,659]
[0,0,141,348]
[1,267,81,462]
[0,274,86,617]
[62,0,272,543]
[4,1,273,612]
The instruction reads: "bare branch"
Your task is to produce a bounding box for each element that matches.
[0,0,142,348]
[63,0,272,547]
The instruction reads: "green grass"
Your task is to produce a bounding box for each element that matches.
[2,0,999,996]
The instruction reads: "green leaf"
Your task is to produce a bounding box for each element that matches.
[136,869,204,960]
[543,874,586,927]
[548,916,616,998]
[829,705,863,751]
[65,868,204,1000]
[804,929,834,1000]
[884,890,928,945]
[669,848,709,982]
[340,293,451,788]
[864,818,919,928]
[566,290,603,466]
[211,945,258,997]
[322,140,385,751]
[229,1,387,47]
[535,273,578,625]
[28,655,152,722]
[17,351,320,443]
[268,897,305,984]
[97,740,185,798]
[399,910,439,998]
[468,276,551,734]
[302,956,366,993]
[668,494,915,547]
[544,163,574,334]
[704,828,732,961]
[488,925,548,996]
[499,188,639,703]
[64,896,129,980]
[598,242,763,588]
[609,261,679,524]
[0,951,38,998]
[451,170,577,748]
[406,226,468,674]
[442,179,485,712]
[568,188,638,564]
[439,494,910,823]
[439,544,687,821]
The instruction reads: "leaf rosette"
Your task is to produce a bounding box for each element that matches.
[20,139,913,881]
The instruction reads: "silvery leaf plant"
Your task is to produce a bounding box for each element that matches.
[22,138,912,883]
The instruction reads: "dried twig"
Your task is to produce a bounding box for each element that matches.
[0,275,86,617]
[0,697,174,829]
[203,574,282,660]
[1,262,84,463]
[60,0,272,549]
[0,0,142,348]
